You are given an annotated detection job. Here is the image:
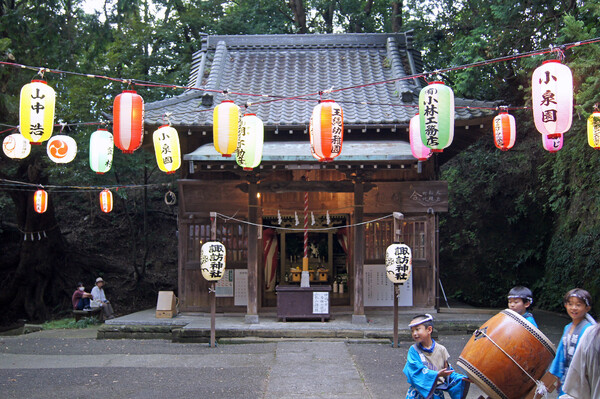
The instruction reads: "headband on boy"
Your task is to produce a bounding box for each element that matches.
[508,295,533,305]
[408,314,433,328]
[568,293,590,307]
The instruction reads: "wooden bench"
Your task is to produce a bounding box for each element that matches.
[73,308,103,322]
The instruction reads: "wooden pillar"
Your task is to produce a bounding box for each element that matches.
[352,178,367,324]
[246,180,259,324]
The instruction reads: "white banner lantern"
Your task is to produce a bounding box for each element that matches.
[236,113,264,171]
[89,129,114,174]
[3,133,31,159]
[47,135,77,163]
[385,243,412,284]
[201,241,226,281]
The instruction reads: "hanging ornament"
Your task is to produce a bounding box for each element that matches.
[236,113,264,171]
[33,189,48,214]
[493,108,516,151]
[542,132,563,153]
[409,113,432,161]
[419,81,454,152]
[587,107,600,150]
[295,211,299,226]
[46,135,77,163]
[113,90,144,153]
[89,129,114,174]
[3,133,31,159]
[19,79,56,145]
[326,210,330,225]
[99,189,113,213]
[200,241,226,281]
[385,243,412,284]
[310,99,344,162]
[277,209,282,225]
[153,125,181,174]
[531,60,573,138]
[213,100,240,157]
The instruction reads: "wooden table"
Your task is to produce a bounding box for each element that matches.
[276,285,331,322]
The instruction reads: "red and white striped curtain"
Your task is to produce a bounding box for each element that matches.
[263,228,278,291]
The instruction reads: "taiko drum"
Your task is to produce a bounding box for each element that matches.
[456,309,556,399]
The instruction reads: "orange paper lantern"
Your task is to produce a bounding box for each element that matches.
[310,100,344,162]
[99,189,113,213]
[33,189,48,213]
[493,109,516,151]
[113,90,144,153]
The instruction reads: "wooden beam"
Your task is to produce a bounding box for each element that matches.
[237,181,375,194]
[246,180,259,324]
[352,179,367,324]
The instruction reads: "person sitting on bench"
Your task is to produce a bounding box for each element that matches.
[91,277,115,319]
[72,282,93,310]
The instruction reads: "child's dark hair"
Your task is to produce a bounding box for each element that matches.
[564,288,592,307]
[409,314,434,329]
[508,286,533,305]
[77,282,84,288]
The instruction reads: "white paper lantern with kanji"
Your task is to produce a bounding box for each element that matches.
[236,113,264,171]
[46,135,77,163]
[152,125,181,174]
[3,133,31,159]
[20,80,55,144]
[385,243,412,284]
[201,241,226,281]
[531,60,573,138]
[89,129,114,174]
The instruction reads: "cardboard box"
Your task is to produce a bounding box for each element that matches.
[156,291,177,318]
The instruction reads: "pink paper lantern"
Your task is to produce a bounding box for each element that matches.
[409,113,432,161]
[531,60,573,138]
[542,133,563,153]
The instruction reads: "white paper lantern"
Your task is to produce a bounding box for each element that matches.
[385,243,412,284]
[3,133,31,159]
[201,241,226,281]
[47,135,77,163]
[89,129,114,174]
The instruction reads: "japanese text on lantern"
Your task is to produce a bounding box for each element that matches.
[30,88,46,138]
[158,131,173,165]
[423,87,439,147]
[205,244,225,279]
[331,108,343,154]
[389,246,410,281]
[539,71,558,124]
[494,117,504,147]
[236,124,248,165]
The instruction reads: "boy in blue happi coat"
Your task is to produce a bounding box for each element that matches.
[403,314,470,399]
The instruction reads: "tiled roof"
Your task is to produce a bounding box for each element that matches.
[145,32,494,128]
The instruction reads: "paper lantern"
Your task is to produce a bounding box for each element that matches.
[542,133,563,153]
[200,241,226,281]
[419,81,454,152]
[409,113,432,161]
[236,113,264,171]
[19,80,55,144]
[89,129,114,174]
[113,90,144,153]
[33,189,48,214]
[46,135,77,163]
[3,133,31,159]
[99,189,113,213]
[385,243,412,284]
[587,111,600,150]
[531,60,573,138]
[213,100,240,157]
[310,99,344,162]
[153,125,181,174]
[493,110,516,151]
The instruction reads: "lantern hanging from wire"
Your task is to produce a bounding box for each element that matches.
[153,125,181,174]
[33,189,48,214]
[493,107,516,151]
[46,135,77,163]
[310,99,344,162]
[213,100,240,157]
[200,241,226,281]
[587,106,600,150]
[113,90,144,153]
[419,81,454,152]
[99,189,113,213]
[89,129,114,174]
[531,60,573,138]
[385,243,412,284]
[3,133,31,159]
[19,79,56,144]
[542,132,563,153]
[236,113,264,171]
[409,113,432,161]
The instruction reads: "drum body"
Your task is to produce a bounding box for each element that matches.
[457,309,556,399]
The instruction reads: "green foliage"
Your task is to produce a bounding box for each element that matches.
[41,316,100,329]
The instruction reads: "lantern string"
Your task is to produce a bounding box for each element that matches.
[0,178,173,193]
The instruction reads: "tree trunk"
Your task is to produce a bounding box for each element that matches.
[288,0,307,33]
[392,1,403,32]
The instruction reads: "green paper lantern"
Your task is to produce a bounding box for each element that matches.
[419,81,454,152]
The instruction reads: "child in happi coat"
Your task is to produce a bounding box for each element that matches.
[507,286,538,328]
[549,288,596,397]
[403,314,470,399]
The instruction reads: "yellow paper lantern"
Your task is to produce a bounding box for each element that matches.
[20,80,55,144]
[201,241,226,281]
[587,111,600,150]
[213,100,240,157]
[153,125,181,174]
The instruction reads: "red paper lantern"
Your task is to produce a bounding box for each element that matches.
[310,100,344,162]
[33,189,48,214]
[113,90,144,153]
[531,60,573,138]
[493,109,516,151]
[99,189,113,213]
